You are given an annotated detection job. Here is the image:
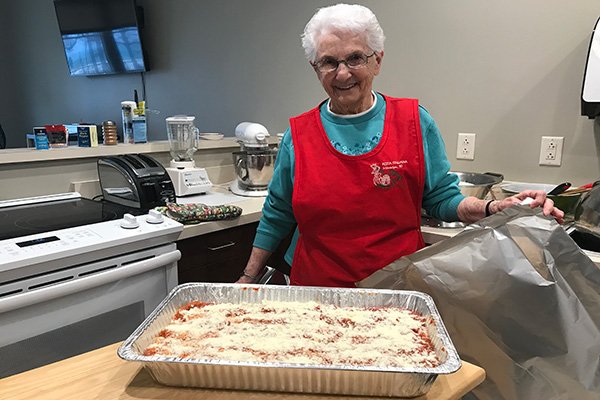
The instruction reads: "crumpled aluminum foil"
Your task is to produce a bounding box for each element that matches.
[359,205,600,400]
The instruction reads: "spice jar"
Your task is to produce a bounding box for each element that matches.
[102,120,118,145]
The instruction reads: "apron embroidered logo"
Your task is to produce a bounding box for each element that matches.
[370,163,403,189]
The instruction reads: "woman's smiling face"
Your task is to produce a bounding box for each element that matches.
[313,30,383,115]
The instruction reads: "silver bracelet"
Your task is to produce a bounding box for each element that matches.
[240,270,257,281]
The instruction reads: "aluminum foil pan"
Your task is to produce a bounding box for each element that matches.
[118,283,461,397]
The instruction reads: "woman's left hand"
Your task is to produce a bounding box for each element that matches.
[495,190,565,224]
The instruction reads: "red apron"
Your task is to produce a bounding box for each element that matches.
[290,96,425,287]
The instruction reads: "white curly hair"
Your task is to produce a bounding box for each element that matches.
[301,3,386,63]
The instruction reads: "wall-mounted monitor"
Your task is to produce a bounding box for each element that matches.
[53,0,149,77]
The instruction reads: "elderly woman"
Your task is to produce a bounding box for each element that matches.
[238,3,563,287]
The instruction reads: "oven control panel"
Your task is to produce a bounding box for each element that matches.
[0,213,183,271]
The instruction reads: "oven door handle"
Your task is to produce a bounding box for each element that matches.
[0,250,181,313]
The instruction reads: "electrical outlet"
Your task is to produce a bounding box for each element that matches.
[456,133,476,160]
[539,136,564,166]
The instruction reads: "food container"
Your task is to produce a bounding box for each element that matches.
[43,124,68,148]
[452,171,504,199]
[573,181,600,227]
[197,132,224,141]
[121,101,137,144]
[421,171,503,228]
[118,283,461,398]
[101,120,118,145]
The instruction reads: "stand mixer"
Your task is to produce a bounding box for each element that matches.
[230,122,277,197]
[164,115,212,196]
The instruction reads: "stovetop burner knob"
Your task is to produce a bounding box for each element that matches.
[120,213,140,229]
[146,209,164,224]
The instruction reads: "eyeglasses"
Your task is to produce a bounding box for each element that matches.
[311,51,377,73]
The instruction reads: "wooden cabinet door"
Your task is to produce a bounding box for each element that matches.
[177,223,258,283]
[177,222,294,284]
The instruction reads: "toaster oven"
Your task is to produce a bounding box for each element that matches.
[98,154,176,209]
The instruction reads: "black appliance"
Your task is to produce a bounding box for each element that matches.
[582,17,600,118]
[53,0,149,77]
[97,154,176,209]
[0,123,6,149]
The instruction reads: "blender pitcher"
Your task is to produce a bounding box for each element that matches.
[165,115,199,162]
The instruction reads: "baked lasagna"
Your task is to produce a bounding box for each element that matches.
[143,300,440,368]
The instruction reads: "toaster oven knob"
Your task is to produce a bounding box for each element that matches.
[120,213,140,229]
[146,209,165,224]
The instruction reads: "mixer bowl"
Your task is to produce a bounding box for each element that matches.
[421,171,503,229]
[452,171,504,199]
[233,149,277,190]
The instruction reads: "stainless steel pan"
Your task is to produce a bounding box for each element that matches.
[421,172,503,229]
[451,171,503,199]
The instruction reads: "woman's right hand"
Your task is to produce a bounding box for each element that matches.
[236,273,257,284]
[235,246,273,284]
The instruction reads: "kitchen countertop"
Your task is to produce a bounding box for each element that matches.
[175,188,455,242]
[175,184,462,241]
[0,138,253,165]
[0,342,486,400]
[175,185,267,240]
[175,185,600,264]
[174,187,458,243]
[420,225,463,245]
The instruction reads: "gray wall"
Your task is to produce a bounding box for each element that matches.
[1,0,600,184]
[0,2,14,142]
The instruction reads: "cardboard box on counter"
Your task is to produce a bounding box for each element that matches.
[77,125,98,147]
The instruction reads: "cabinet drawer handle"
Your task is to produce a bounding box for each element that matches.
[207,241,236,251]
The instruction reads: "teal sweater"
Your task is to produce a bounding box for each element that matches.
[254,92,464,265]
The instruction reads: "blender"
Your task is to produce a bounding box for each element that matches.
[164,115,212,196]
[230,122,277,197]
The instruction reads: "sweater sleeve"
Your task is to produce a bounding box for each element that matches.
[252,128,297,252]
[420,107,465,221]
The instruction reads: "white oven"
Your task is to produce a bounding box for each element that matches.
[0,194,183,378]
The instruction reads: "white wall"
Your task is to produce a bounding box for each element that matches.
[1,0,599,185]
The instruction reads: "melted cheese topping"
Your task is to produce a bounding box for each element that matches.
[144,300,439,368]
